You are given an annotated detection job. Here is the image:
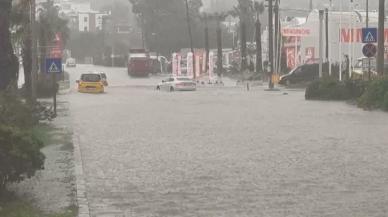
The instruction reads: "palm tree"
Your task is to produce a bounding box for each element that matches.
[253,1,265,75]
[0,0,19,90]
[230,0,254,71]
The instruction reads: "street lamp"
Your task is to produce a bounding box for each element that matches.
[184,0,196,79]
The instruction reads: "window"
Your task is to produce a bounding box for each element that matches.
[81,74,101,82]
[84,26,88,32]
[84,17,88,22]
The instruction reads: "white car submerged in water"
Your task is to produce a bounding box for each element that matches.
[156,77,196,91]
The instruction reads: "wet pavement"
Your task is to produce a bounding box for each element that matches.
[11,100,76,214]
[67,65,388,217]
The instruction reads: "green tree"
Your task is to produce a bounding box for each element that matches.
[0,0,19,90]
[129,0,203,55]
[230,0,258,71]
[37,0,69,60]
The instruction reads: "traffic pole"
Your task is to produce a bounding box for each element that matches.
[52,71,57,116]
[319,10,324,78]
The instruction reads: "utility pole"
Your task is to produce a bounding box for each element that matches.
[377,0,385,76]
[216,16,223,77]
[325,8,329,61]
[309,0,313,11]
[319,10,324,78]
[31,0,37,102]
[274,0,279,74]
[184,0,196,79]
[325,8,331,76]
[204,14,210,74]
[268,0,274,89]
[366,0,372,80]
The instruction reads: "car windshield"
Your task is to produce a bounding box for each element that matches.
[81,74,101,82]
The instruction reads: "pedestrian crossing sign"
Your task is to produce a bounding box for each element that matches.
[362,28,377,43]
[45,58,62,74]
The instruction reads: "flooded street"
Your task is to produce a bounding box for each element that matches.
[67,65,388,217]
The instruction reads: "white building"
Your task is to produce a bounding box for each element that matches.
[281,10,388,69]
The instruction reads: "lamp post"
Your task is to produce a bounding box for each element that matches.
[268,0,274,89]
[184,0,196,79]
[31,0,37,101]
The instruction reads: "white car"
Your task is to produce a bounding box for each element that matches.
[156,77,196,91]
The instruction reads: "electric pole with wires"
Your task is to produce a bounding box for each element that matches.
[377,0,385,76]
[184,0,196,79]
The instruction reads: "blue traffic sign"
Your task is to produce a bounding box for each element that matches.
[45,58,62,74]
[362,28,377,43]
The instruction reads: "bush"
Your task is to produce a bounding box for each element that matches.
[358,79,388,110]
[0,92,46,194]
[0,125,45,193]
[383,92,388,111]
[305,78,366,101]
[0,92,38,129]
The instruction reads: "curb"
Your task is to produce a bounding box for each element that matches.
[73,130,91,217]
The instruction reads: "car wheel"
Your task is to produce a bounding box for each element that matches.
[169,86,174,92]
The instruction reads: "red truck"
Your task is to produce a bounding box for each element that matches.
[127,49,151,77]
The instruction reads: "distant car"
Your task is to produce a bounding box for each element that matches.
[279,63,323,85]
[66,58,76,67]
[156,77,196,91]
[77,73,104,93]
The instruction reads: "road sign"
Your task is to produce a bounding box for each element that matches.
[45,58,62,74]
[362,43,377,58]
[362,28,377,43]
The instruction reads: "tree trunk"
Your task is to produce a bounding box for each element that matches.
[23,34,32,97]
[256,20,263,75]
[240,21,247,71]
[205,25,209,73]
[0,0,18,90]
[216,20,223,77]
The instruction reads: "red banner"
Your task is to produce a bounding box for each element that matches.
[49,33,63,58]
[341,28,388,43]
[282,28,311,37]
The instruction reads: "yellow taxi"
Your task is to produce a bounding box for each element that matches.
[77,73,105,93]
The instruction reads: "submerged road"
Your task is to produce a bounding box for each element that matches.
[67,65,388,217]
